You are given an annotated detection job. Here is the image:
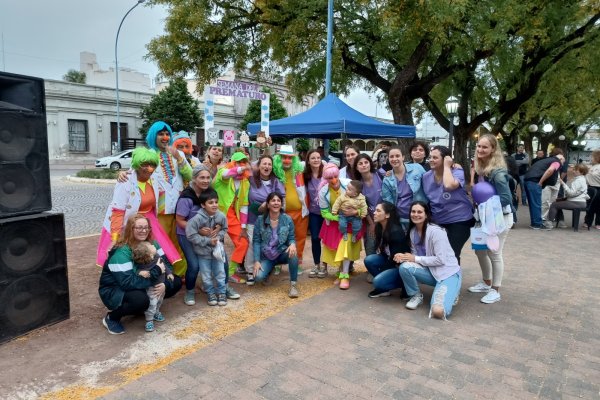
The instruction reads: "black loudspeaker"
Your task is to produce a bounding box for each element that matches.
[0,212,69,344]
[0,72,51,218]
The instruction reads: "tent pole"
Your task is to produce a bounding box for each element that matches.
[323,0,334,158]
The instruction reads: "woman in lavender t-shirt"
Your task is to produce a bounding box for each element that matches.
[353,153,383,257]
[421,146,474,264]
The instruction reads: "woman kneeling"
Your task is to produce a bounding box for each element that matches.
[252,192,299,298]
[397,201,462,320]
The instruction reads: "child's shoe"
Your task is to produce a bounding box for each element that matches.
[145,321,155,332]
[343,233,348,241]
[184,290,196,306]
[207,293,218,306]
[217,293,228,306]
[351,235,358,243]
[153,312,165,322]
[229,273,246,284]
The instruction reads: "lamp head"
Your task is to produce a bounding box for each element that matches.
[445,96,459,115]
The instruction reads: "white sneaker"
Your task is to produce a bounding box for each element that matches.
[406,293,423,310]
[468,281,491,293]
[480,288,501,304]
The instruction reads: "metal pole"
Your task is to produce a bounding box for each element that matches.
[448,114,454,156]
[323,0,334,156]
[115,0,145,153]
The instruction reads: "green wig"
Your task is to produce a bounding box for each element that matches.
[272,154,303,184]
[131,147,160,170]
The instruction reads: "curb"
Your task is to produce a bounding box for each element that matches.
[64,175,116,184]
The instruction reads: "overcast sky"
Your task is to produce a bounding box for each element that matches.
[0,0,398,119]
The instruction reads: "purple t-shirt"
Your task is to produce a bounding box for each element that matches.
[175,198,200,236]
[262,226,281,261]
[362,173,383,218]
[396,176,413,218]
[422,169,473,224]
[307,176,321,215]
[248,179,284,225]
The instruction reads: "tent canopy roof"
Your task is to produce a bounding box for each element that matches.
[248,93,415,139]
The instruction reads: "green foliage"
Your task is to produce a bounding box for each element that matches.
[296,138,310,152]
[63,69,86,84]
[76,169,118,179]
[139,77,203,136]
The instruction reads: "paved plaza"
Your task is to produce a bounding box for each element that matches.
[0,175,599,399]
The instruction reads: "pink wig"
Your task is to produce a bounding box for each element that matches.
[318,163,340,191]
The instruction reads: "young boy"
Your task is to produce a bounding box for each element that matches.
[132,241,174,332]
[185,188,229,306]
[331,180,368,242]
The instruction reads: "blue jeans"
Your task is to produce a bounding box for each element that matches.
[338,214,362,237]
[255,252,298,282]
[525,180,543,227]
[308,213,324,265]
[198,256,226,295]
[399,262,462,318]
[366,254,407,295]
[178,234,201,291]
[519,175,528,205]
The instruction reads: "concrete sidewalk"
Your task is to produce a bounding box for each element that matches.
[100,221,600,399]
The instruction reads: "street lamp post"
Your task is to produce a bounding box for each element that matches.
[445,96,459,155]
[115,0,145,153]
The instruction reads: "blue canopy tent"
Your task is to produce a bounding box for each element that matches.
[248,93,415,139]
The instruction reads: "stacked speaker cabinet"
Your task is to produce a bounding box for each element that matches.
[0,72,69,344]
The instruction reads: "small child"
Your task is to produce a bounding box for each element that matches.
[331,180,368,242]
[185,188,229,306]
[132,241,174,333]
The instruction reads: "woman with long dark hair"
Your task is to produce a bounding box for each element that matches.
[364,202,410,298]
[397,201,462,320]
[353,153,383,258]
[421,145,474,264]
[252,192,299,298]
[339,144,361,180]
[304,149,326,278]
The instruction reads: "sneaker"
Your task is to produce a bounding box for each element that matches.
[468,281,491,293]
[542,221,554,230]
[366,273,373,283]
[317,265,327,278]
[145,321,155,332]
[308,265,319,278]
[406,293,423,310]
[102,314,125,335]
[226,286,240,300]
[246,274,255,286]
[289,282,299,298]
[217,293,228,306]
[153,312,165,322]
[368,289,391,298]
[557,221,568,229]
[297,265,303,275]
[207,293,218,306]
[229,273,246,284]
[274,265,281,275]
[480,288,501,304]
[529,225,542,230]
[595,225,600,230]
[184,290,196,306]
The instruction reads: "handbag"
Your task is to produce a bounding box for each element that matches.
[470,226,488,250]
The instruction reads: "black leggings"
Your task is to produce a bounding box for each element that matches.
[440,219,474,265]
[585,186,600,226]
[108,290,149,322]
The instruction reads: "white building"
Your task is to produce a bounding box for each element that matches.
[45,52,318,163]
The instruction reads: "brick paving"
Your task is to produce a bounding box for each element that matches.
[100,210,600,400]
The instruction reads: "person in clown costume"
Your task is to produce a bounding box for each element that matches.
[145,121,192,277]
[172,130,201,169]
[212,151,252,283]
[272,145,309,272]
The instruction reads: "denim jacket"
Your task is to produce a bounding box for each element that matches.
[382,163,427,206]
[252,213,296,263]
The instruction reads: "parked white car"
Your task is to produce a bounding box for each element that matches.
[95,150,133,170]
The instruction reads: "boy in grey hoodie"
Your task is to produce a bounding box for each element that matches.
[185,188,229,306]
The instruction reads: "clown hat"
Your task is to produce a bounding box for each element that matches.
[231,151,248,162]
[172,130,191,142]
[278,144,295,156]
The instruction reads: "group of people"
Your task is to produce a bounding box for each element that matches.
[509,145,600,230]
[97,121,524,334]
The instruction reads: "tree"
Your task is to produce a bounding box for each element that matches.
[139,77,203,135]
[239,87,288,144]
[63,69,86,84]
[147,1,600,165]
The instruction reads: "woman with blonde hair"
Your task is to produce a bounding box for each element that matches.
[469,134,514,304]
[584,149,600,229]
